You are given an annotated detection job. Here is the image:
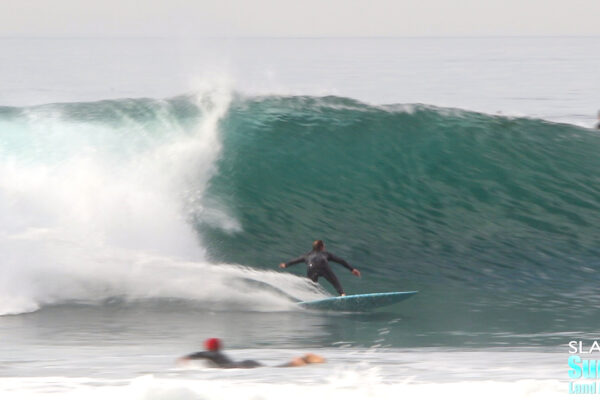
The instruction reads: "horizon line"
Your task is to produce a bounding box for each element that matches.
[1,34,599,40]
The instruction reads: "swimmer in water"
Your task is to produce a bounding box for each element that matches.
[279,240,361,296]
[177,338,325,368]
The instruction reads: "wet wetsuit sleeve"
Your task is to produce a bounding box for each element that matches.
[185,351,211,360]
[183,351,262,368]
[327,253,354,271]
[284,254,306,267]
[183,351,233,366]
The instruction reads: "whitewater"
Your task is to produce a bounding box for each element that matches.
[1,37,599,399]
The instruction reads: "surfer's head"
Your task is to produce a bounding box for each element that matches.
[204,338,222,352]
[312,240,325,251]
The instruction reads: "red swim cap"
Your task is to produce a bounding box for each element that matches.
[204,338,222,351]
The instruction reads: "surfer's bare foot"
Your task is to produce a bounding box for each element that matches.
[302,353,325,364]
[287,353,325,367]
[288,357,307,367]
[340,293,346,297]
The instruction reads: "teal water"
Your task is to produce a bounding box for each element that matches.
[207,95,600,340]
[2,94,599,344]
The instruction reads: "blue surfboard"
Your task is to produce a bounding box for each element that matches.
[297,291,417,311]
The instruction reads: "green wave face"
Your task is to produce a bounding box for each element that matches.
[204,96,600,303]
[2,94,600,334]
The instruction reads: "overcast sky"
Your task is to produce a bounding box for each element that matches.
[2,0,600,37]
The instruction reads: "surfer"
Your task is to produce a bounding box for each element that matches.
[279,240,361,296]
[178,338,325,368]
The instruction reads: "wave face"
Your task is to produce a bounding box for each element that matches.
[202,95,600,328]
[2,93,600,333]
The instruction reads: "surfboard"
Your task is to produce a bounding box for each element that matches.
[297,291,417,311]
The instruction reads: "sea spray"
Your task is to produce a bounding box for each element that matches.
[0,90,325,315]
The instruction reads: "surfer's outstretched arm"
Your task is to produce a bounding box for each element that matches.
[177,351,234,367]
[327,253,361,277]
[178,351,263,369]
[279,254,306,268]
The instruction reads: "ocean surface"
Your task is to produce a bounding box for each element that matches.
[1,37,600,399]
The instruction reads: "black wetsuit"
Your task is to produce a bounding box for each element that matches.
[284,250,354,295]
[184,351,262,368]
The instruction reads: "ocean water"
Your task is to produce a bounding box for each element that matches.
[1,37,600,399]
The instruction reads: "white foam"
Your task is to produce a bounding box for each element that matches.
[0,84,325,316]
[0,374,568,400]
